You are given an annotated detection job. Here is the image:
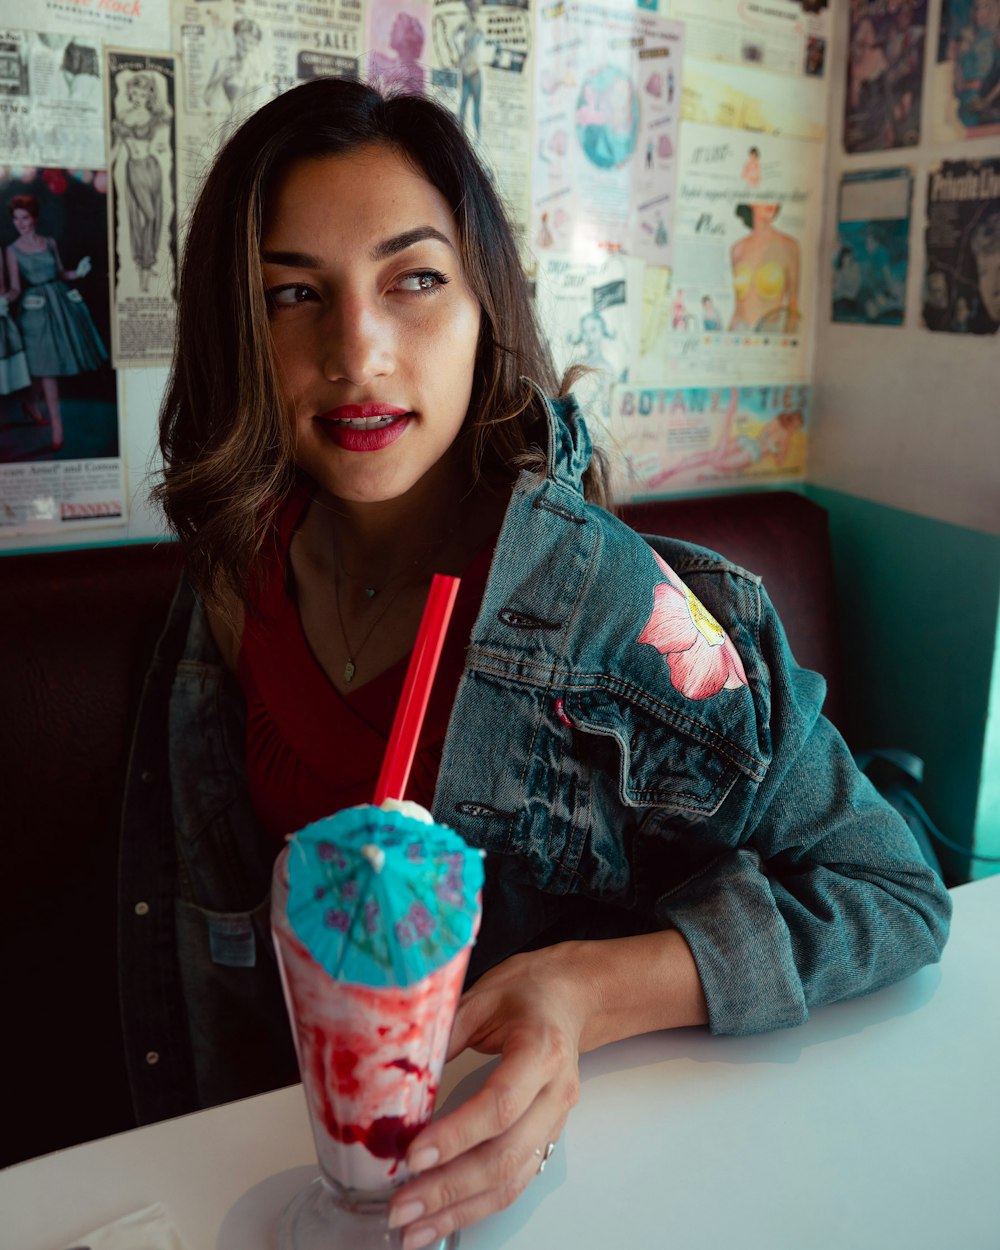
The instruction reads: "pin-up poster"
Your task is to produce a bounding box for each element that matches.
[844,0,927,153]
[430,0,534,249]
[0,27,105,170]
[172,0,364,215]
[0,166,124,535]
[668,0,831,80]
[605,382,811,501]
[922,158,1000,335]
[532,2,683,264]
[932,0,1000,142]
[641,122,822,385]
[105,49,179,367]
[681,53,827,142]
[833,168,911,326]
[366,0,432,94]
[0,0,170,47]
[534,250,643,424]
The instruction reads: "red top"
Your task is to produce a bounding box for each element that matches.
[238,486,493,840]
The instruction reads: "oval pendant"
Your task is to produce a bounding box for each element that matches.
[344,660,356,683]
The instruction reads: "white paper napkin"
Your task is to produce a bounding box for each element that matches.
[58,1201,193,1250]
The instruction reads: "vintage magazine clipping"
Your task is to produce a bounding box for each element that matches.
[173,0,365,214]
[0,164,124,535]
[681,52,828,142]
[931,0,1000,143]
[844,0,927,153]
[0,0,170,47]
[646,121,822,385]
[534,250,643,425]
[605,382,811,502]
[105,48,179,368]
[532,1,683,264]
[833,167,911,327]
[365,0,431,93]
[0,27,105,169]
[922,157,1000,335]
[668,0,831,80]
[429,0,533,248]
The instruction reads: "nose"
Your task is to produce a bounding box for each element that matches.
[319,293,395,387]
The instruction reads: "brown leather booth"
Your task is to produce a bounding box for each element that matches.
[0,489,841,1165]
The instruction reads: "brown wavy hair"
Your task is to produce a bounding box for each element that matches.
[155,77,607,605]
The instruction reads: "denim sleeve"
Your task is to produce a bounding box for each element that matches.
[655,582,953,1038]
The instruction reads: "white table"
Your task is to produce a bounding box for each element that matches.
[4,876,999,1250]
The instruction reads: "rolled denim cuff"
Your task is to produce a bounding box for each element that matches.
[656,847,808,1036]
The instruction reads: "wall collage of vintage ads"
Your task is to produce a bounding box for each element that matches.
[0,1,995,538]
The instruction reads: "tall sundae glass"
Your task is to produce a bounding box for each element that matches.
[271,575,480,1248]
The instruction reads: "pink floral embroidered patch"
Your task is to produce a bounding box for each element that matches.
[637,551,748,700]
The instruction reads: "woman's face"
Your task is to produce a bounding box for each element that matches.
[261,145,481,508]
[12,207,35,234]
[127,77,152,106]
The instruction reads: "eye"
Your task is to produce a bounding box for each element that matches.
[394,270,450,294]
[267,283,317,309]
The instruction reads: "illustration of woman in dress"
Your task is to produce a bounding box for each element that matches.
[0,260,30,400]
[741,146,761,188]
[647,391,805,488]
[368,10,426,95]
[110,71,172,294]
[729,203,801,332]
[845,16,894,151]
[453,0,486,137]
[569,310,625,380]
[4,194,107,451]
[203,18,266,115]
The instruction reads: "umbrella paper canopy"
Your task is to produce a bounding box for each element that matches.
[286,804,484,988]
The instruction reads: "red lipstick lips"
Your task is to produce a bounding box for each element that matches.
[317,404,411,452]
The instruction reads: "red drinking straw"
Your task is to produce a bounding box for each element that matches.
[373,573,461,805]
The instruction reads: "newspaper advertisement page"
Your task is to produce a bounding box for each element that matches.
[173,0,364,212]
[681,53,827,142]
[668,0,831,80]
[833,167,911,326]
[931,0,1000,142]
[844,0,927,153]
[0,165,124,535]
[0,28,105,169]
[642,121,822,385]
[430,0,533,247]
[532,2,683,264]
[366,0,431,92]
[0,0,170,48]
[922,157,1000,335]
[605,381,810,501]
[106,49,179,367]
[534,250,643,426]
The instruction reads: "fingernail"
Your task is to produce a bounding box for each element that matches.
[388,1200,424,1230]
[407,1146,440,1173]
[402,1226,438,1250]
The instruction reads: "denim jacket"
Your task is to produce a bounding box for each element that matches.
[118,391,951,1126]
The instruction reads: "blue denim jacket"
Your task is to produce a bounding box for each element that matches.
[118,391,951,1125]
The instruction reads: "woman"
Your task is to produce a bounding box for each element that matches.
[129,79,950,1248]
[0,260,30,399]
[203,17,266,114]
[728,203,801,332]
[5,194,107,450]
[110,71,172,294]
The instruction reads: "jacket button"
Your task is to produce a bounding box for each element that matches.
[140,769,154,783]
[134,901,150,916]
[145,1050,160,1066]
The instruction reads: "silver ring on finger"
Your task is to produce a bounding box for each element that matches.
[533,1140,556,1176]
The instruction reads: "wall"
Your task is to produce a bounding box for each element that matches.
[808,1,1000,876]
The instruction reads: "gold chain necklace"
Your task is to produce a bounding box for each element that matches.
[332,575,420,685]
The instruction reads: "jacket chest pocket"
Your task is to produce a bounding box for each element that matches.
[561,688,744,823]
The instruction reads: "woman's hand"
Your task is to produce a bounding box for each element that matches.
[387,944,592,1250]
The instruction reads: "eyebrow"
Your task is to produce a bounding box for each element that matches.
[260,226,455,269]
